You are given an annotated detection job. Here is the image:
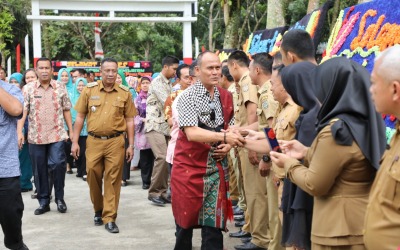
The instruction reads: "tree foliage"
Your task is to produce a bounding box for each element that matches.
[2,0,365,72]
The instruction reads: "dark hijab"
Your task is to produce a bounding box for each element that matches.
[314,57,386,170]
[279,61,318,250]
[281,61,319,146]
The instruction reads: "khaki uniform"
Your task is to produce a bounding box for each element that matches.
[74,81,136,223]
[227,83,240,203]
[272,99,302,226]
[257,81,281,250]
[235,73,270,249]
[364,123,400,250]
[284,121,374,249]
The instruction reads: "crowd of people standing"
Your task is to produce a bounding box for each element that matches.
[0,28,400,250]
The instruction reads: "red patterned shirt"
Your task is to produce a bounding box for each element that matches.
[23,79,71,144]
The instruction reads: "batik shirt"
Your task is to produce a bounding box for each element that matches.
[23,79,71,144]
[145,73,171,136]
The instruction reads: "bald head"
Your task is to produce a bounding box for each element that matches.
[375,45,400,84]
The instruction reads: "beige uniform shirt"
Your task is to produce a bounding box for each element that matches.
[74,81,136,136]
[271,99,302,178]
[234,73,258,127]
[257,80,279,131]
[284,120,375,246]
[364,123,400,249]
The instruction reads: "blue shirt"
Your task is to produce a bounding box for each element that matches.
[0,80,23,178]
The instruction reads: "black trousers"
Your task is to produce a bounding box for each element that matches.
[174,224,223,250]
[76,136,87,177]
[29,141,66,205]
[0,177,25,249]
[139,149,154,185]
[64,139,74,168]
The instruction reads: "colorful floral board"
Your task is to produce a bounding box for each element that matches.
[322,0,400,143]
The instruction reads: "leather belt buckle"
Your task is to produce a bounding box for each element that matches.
[101,136,108,140]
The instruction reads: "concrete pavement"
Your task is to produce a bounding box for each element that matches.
[1,170,243,250]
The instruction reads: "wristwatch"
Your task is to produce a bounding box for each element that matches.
[262,154,271,163]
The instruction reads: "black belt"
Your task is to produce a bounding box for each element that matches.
[88,132,123,140]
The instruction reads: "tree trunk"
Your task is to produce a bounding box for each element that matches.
[223,0,240,49]
[266,0,285,29]
[307,0,320,14]
[330,0,340,33]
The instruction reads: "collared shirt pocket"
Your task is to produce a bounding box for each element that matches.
[88,99,101,115]
[112,100,125,117]
[379,155,400,210]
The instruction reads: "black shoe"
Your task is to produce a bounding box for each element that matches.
[105,222,119,233]
[161,195,171,204]
[234,214,245,221]
[14,243,29,250]
[235,219,245,227]
[241,236,252,243]
[233,205,244,216]
[34,205,50,215]
[234,242,265,250]
[94,211,103,226]
[142,184,150,190]
[56,199,67,213]
[76,174,82,178]
[21,188,33,192]
[229,230,251,238]
[66,170,73,174]
[148,196,166,206]
[121,181,127,187]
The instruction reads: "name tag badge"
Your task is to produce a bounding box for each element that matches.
[201,111,211,116]
[34,96,42,98]
[90,96,100,100]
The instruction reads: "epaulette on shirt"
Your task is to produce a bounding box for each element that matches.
[119,84,129,92]
[87,82,98,88]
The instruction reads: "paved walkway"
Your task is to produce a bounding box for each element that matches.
[1,170,242,250]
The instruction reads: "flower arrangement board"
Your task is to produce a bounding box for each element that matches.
[322,0,400,142]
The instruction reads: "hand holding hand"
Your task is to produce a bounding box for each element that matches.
[225,131,245,148]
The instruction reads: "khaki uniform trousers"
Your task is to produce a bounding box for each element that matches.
[239,148,270,249]
[145,130,169,199]
[228,150,239,202]
[230,149,247,211]
[266,175,284,250]
[86,135,125,223]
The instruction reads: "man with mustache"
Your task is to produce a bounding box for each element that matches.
[19,57,73,216]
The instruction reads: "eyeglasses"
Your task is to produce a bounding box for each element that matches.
[209,100,215,121]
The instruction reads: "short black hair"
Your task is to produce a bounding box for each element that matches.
[162,56,180,67]
[227,50,250,68]
[101,57,118,67]
[176,64,190,79]
[72,68,87,76]
[222,66,234,82]
[251,53,273,75]
[189,60,197,76]
[281,29,315,60]
[36,57,52,66]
